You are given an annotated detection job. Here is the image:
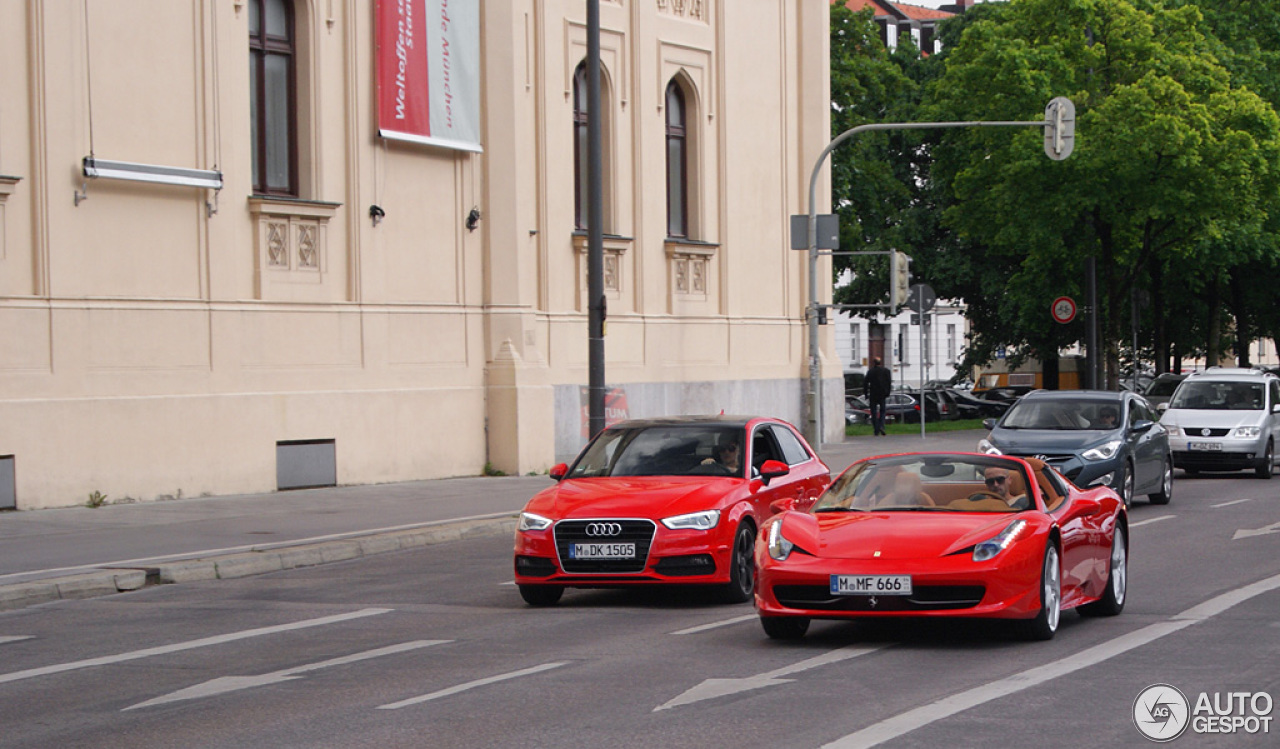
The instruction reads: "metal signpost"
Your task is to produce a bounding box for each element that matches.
[801,98,1075,446]
[909,283,936,439]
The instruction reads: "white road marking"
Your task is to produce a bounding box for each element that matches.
[0,608,391,686]
[377,662,569,709]
[0,512,517,585]
[1233,520,1280,541]
[821,571,1280,748]
[1212,498,1253,508]
[1129,515,1175,528]
[668,614,757,636]
[654,644,883,711]
[0,636,34,646]
[125,639,448,710]
[499,581,516,586]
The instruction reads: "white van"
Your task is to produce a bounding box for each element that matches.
[1159,368,1280,478]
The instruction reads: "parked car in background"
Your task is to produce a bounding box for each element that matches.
[1158,368,1280,478]
[1143,373,1187,408]
[900,389,959,422]
[954,388,1017,418]
[846,395,872,426]
[979,390,1173,507]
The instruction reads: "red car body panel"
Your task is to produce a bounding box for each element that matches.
[755,452,1126,622]
[514,417,830,588]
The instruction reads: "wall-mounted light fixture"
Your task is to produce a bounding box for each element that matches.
[466,207,481,232]
[369,204,386,226]
[82,157,224,189]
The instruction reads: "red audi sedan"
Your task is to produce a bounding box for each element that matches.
[513,416,830,606]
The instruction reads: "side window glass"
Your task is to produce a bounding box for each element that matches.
[1271,381,1280,409]
[770,425,810,465]
[750,428,783,474]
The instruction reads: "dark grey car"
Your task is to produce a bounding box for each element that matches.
[979,390,1173,507]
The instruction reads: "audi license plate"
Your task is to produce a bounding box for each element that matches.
[1188,441,1223,452]
[830,575,912,596]
[569,543,635,559]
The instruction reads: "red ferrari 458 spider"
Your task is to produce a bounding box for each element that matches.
[755,452,1128,640]
[513,416,830,606]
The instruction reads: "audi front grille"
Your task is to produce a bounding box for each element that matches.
[553,519,656,574]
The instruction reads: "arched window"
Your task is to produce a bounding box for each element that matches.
[249,0,297,196]
[572,62,613,232]
[573,63,590,230]
[665,80,688,238]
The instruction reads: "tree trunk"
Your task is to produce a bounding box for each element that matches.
[1206,272,1223,367]
[1229,270,1249,367]
[1152,260,1167,375]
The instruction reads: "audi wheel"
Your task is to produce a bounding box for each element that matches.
[721,522,757,604]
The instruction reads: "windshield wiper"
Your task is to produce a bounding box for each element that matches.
[877,506,949,512]
[814,506,865,513]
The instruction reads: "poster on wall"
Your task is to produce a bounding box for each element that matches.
[375,0,483,153]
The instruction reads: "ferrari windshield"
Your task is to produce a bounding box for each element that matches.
[1168,381,1265,411]
[567,424,746,478]
[999,397,1122,430]
[812,454,1030,513]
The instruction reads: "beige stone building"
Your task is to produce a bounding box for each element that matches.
[0,0,839,510]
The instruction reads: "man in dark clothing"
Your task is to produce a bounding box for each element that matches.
[864,358,893,436]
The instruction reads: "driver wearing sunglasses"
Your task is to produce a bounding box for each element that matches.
[980,467,1030,510]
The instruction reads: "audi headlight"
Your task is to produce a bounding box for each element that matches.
[972,519,1028,562]
[767,519,795,561]
[1233,426,1262,438]
[517,512,553,532]
[661,509,721,531]
[1082,440,1122,461]
[978,439,1002,455]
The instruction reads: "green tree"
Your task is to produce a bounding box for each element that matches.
[925,0,1280,384]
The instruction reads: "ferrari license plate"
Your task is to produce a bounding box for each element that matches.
[569,543,635,559]
[830,575,913,596]
[1188,441,1223,452]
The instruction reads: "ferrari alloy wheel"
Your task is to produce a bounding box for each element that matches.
[1023,544,1061,641]
[722,522,757,604]
[760,615,810,640]
[1081,526,1127,617]
[1146,458,1172,504]
[1257,441,1274,480]
[518,584,564,607]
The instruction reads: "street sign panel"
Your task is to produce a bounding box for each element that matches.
[1044,97,1076,161]
[1051,296,1077,324]
[907,283,936,314]
[790,214,839,250]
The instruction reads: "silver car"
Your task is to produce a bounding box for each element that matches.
[1159,368,1280,478]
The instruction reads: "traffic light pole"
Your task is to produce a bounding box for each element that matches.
[805,111,1068,446]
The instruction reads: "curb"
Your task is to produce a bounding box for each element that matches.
[0,515,517,613]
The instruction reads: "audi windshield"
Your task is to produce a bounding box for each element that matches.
[566,425,746,478]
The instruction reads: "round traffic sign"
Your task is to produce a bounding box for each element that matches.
[1051,296,1077,324]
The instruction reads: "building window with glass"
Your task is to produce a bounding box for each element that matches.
[249,0,296,196]
[665,80,688,239]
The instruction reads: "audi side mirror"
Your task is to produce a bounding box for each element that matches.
[759,460,790,486]
[549,463,568,481]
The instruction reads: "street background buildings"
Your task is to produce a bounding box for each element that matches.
[0,0,838,510]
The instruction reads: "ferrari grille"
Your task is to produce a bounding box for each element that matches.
[773,584,985,611]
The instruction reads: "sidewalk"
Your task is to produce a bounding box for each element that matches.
[0,429,983,611]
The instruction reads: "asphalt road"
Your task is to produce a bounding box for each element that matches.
[0,471,1276,748]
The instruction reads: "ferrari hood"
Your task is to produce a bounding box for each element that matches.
[789,511,1017,560]
[523,477,742,519]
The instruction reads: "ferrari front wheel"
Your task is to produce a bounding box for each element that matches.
[1022,544,1061,641]
[518,584,564,607]
[721,522,757,603]
[760,615,810,640]
[1081,526,1127,617]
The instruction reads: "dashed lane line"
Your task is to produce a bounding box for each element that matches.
[0,608,391,686]
[0,636,34,646]
[377,662,569,709]
[821,571,1280,748]
[669,614,757,636]
[1212,498,1253,508]
[1129,515,1175,528]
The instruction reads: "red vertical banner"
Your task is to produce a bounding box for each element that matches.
[376,0,431,141]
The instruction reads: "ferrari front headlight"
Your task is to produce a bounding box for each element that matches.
[517,512,553,532]
[1082,440,1122,461]
[767,519,795,561]
[972,519,1028,562]
[661,509,721,531]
